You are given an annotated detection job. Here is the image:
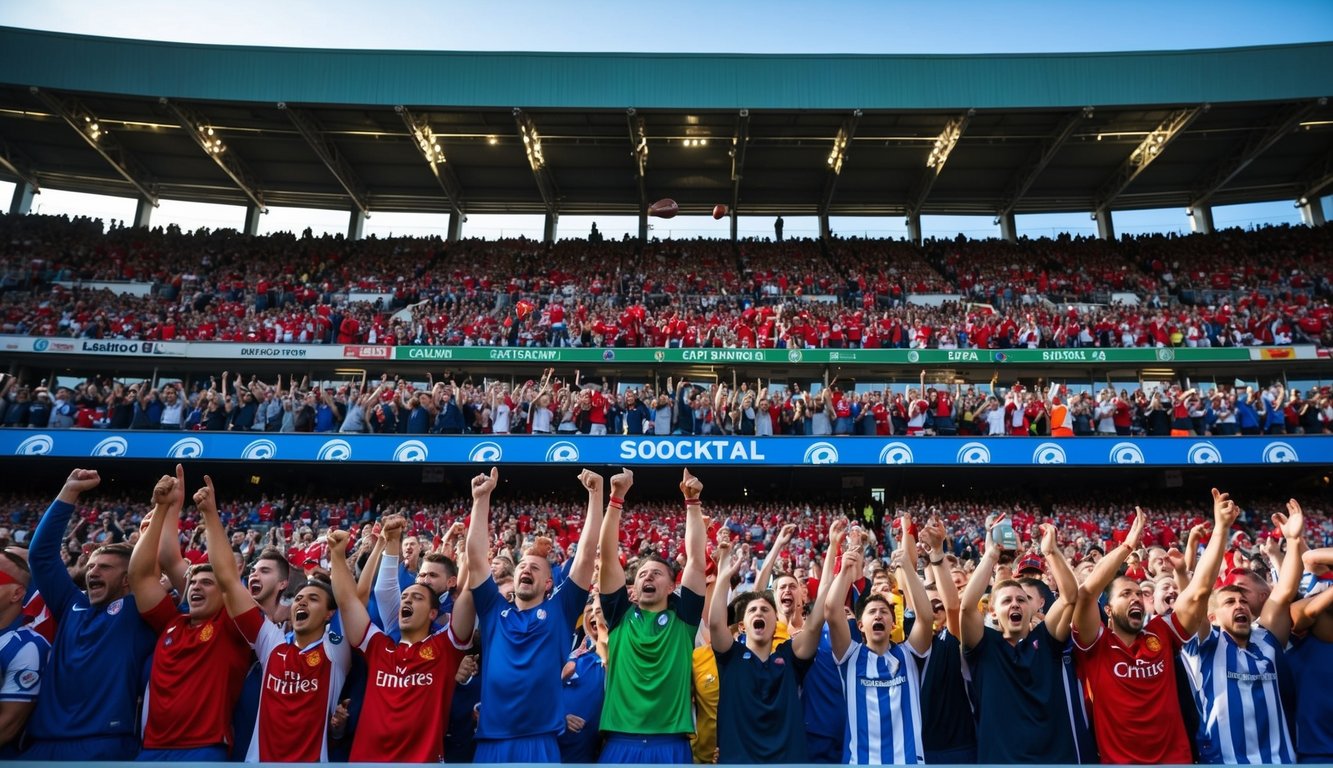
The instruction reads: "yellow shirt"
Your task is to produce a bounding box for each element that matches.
[690,645,720,764]
[891,592,906,644]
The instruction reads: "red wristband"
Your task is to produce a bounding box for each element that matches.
[609,496,625,507]
[684,499,701,506]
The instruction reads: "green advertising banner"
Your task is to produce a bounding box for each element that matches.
[391,346,1257,365]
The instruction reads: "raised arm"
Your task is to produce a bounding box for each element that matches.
[1175,489,1240,637]
[1262,500,1306,646]
[921,516,961,637]
[1040,522,1078,642]
[598,470,631,595]
[464,467,500,586]
[958,515,1003,649]
[754,523,796,592]
[791,518,847,660]
[197,475,254,618]
[897,514,935,655]
[327,530,369,647]
[157,463,189,596]
[709,537,740,655]
[358,529,387,609]
[681,469,706,595]
[568,470,605,590]
[129,468,181,613]
[824,541,863,660]
[1075,508,1145,642]
[33,469,102,614]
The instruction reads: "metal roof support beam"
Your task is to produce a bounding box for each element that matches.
[908,110,973,218]
[513,108,559,216]
[396,106,465,218]
[0,132,40,192]
[1188,205,1214,234]
[281,104,371,216]
[1190,98,1326,209]
[729,109,750,241]
[1094,105,1206,213]
[30,87,158,206]
[819,110,859,220]
[1297,145,1333,203]
[9,181,35,215]
[160,99,267,212]
[997,107,1091,218]
[243,205,261,236]
[627,108,648,212]
[1300,196,1326,227]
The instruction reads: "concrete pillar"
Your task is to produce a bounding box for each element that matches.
[347,209,365,240]
[447,209,463,242]
[133,198,153,229]
[243,204,262,236]
[1300,196,1327,227]
[998,212,1017,242]
[819,212,831,241]
[906,212,922,246]
[1094,208,1115,240]
[8,181,35,215]
[1188,205,1214,234]
[543,211,559,244]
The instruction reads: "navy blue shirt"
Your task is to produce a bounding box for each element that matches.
[964,624,1079,764]
[920,627,977,756]
[715,640,810,763]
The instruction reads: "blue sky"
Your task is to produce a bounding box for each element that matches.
[2,1,1331,239]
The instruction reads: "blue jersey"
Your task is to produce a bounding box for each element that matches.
[964,624,1080,764]
[919,627,977,755]
[1182,625,1295,764]
[27,500,157,741]
[558,642,605,763]
[802,621,855,739]
[472,573,587,740]
[1286,634,1333,761]
[0,620,50,706]
[836,640,928,765]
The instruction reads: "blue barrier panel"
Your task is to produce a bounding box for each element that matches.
[1,431,1328,467]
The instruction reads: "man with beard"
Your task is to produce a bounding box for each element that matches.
[24,468,157,761]
[200,476,350,763]
[597,468,707,764]
[1181,497,1306,764]
[130,472,254,761]
[957,515,1084,764]
[463,467,605,762]
[1071,500,1229,764]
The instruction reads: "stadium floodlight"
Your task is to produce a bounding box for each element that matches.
[160,99,266,212]
[908,110,973,216]
[396,106,465,218]
[1095,105,1207,213]
[30,87,158,206]
[513,109,559,215]
[820,111,861,218]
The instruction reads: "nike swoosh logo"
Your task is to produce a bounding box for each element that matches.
[71,604,89,612]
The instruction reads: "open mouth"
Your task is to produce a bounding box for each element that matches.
[751,618,767,633]
[293,607,310,622]
[640,584,658,597]
[871,621,886,633]
[1232,610,1250,624]
[188,592,206,606]
[1128,605,1145,621]
[401,605,415,619]
[248,580,263,596]
[1008,609,1024,625]
[779,595,794,610]
[518,573,535,587]
[87,578,105,591]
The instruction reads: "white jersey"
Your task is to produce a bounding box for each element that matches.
[835,640,929,765]
[1181,625,1294,764]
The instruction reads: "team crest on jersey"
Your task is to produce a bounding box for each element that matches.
[1145,636,1161,653]
[107,598,124,616]
[773,656,785,666]
[329,631,343,645]
[536,608,547,621]
[501,608,512,618]
[306,650,322,667]
[657,614,669,627]
[419,645,436,660]
[17,670,38,690]
[199,624,214,642]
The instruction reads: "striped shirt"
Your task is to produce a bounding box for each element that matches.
[834,641,929,765]
[1181,625,1294,764]
[0,623,50,703]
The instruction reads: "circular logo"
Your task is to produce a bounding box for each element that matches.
[1109,442,1145,465]
[907,350,920,363]
[168,437,205,459]
[241,439,278,460]
[545,441,580,462]
[393,440,429,462]
[107,598,123,616]
[654,350,665,362]
[657,614,669,627]
[956,441,992,464]
[602,350,616,361]
[878,442,915,465]
[802,441,840,465]
[16,670,38,690]
[317,439,353,461]
[1262,441,1299,464]
[1032,442,1067,465]
[787,349,803,363]
[1145,636,1161,653]
[306,650,322,667]
[1156,348,1175,362]
[1187,442,1223,465]
[468,441,503,462]
[419,645,436,660]
[536,608,548,621]
[32,338,49,352]
[91,436,129,457]
[15,435,54,456]
[199,624,214,642]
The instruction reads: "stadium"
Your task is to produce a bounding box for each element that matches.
[0,5,1331,766]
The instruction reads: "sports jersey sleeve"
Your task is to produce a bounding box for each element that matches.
[0,634,48,701]
[555,577,591,626]
[140,593,181,635]
[675,585,704,628]
[471,573,500,618]
[324,623,352,671]
[28,499,80,616]
[1071,622,1104,654]
[834,639,863,666]
[358,622,385,653]
[375,554,402,634]
[1152,612,1189,652]
[233,605,267,646]
[600,585,631,630]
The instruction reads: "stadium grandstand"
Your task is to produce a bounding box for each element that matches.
[0,12,1331,767]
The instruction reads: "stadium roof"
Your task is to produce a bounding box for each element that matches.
[1,27,1332,218]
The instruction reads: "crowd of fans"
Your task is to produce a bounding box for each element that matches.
[2,213,1330,350]
[4,368,1331,436]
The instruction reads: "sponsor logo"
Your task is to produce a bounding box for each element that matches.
[488,348,560,361]
[1032,442,1067,465]
[16,670,38,690]
[15,434,54,455]
[859,675,906,688]
[49,341,75,351]
[393,440,429,462]
[343,345,391,359]
[241,439,278,460]
[803,441,840,465]
[199,624,214,642]
[1039,349,1107,362]
[618,439,767,462]
[907,350,920,363]
[468,441,503,462]
[787,349,803,363]
[168,437,205,459]
[267,669,319,694]
[992,352,1008,363]
[374,669,434,687]
[91,436,129,457]
[32,338,49,351]
[329,632,342,645]
[943,350,981,361]
[239,346,307,358]
[80,340,146,354]
[1113,658,1165,679]
[317,439,353,461]
[1109,442,1145,464]
[680,349,768,362]
[1187,442,1222,465]
[1262,441,1299,464]
[602,349,616,361]
[402,347,455,360]
[1156,348,1175,362]
[653,350,665,362]
[878,442,914,465]
[956,441,992,464]
[545,441,580,462]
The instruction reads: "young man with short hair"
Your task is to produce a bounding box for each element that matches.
[0,550,49,753]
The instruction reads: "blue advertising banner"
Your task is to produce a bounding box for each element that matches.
[1,431,1327,467]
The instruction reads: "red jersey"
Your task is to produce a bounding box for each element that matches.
[236,606,351,762]
[351,624,469,763]
[1072,613,1193,764]
[141,596,254,750]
